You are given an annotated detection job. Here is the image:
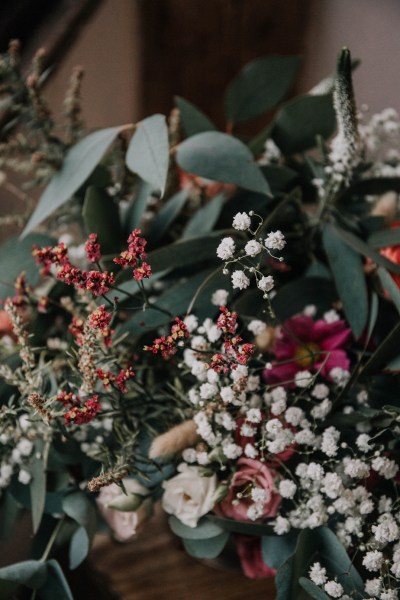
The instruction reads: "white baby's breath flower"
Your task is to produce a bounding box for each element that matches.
[264,230,286,250]
[309,562,327,586]
[279,480,297,499]
[295,370,313,388]
[244,240,262,257]
[324,581,343,598]
[232,212,251,230]
[257,275,274,293]
[231,270,250,290]
[362,550,383,572]
[18,469,31,485]
[217,237,236,260]
[247,319,266,335]
[211,289,229,306]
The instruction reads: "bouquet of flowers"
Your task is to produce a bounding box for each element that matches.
[0,41,399,599]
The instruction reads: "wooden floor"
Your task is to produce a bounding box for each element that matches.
[91,505,276,600]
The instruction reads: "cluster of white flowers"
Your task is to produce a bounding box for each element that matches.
[0,414,42,491]
[216,212,286,299]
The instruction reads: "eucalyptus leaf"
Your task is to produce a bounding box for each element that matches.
[299,578,330,600]
[177,132,270,195]
[183,193,225,238]
[368,226,400,248]
[147,189,188,244]
[62,491,97,543]
[362,320,400,375]
[168,515,224,540]
[175,96,217,137]
[0,560,47,589]
[126,114,169,196]
[68,525,89,570]
[206,514,274,536]
[0,234,55,300]
[322,225,368,338]
[82,186,122,256]
[38,560,73,600]
[147,233,223,274]
[261,533,298,569]
[182,532,229,558]
[272,94,336,154]
[225,55,300,124]
[377,267,400,315]
[22,125,125,235]
[334,225,400,274]
[339,177,400,202]
[384,354,400,372]
[126,181,154,231]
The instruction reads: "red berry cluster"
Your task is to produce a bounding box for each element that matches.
[84,233,101,263]
[114,229,152,282]
[57,391,101,425]
[97,366,135,393]
[32,243,69,275]
[217,306,238,334]
[206,307,255,372]
[144,317,189,360]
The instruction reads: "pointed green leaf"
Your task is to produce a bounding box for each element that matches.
[299,578,330,599]
[0,234,55,299]
[22,126,125,235]
[68,526,89,570]
[377,267,400,314]
[0,560,47,589]
[82,186,122,255]
[39,560,73,600]
[272,94,336,154]
[323,225,368,338]
[225,55,300,125]
[147,189,188,244]
[126,114,169,195]
[177,132,270,195]
[183,193,225,238]
[175,96,217,137]
[148,232,223,273]
[126,181,154,230]
[368,226,400,248]
[183,532,229,559]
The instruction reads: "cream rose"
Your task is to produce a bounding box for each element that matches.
[96,479,152,542]
[162,463,217,528]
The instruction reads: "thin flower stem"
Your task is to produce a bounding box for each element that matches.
[40,516,65,562]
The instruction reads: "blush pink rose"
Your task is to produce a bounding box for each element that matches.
[235,535,276,579]
[215,458,281,522]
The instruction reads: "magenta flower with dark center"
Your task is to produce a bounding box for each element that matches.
[264,314,352,386]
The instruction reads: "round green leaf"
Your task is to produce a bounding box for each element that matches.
[126,114,169,196]
[147,189,188,244]
[69,526,89,570]
[182,532,229,559]
[22,126,125,236]
[168,515,225,540]
[261,533,298,569]
[176,132,270,195]
[183,193,225,238]
[225,55,301,124]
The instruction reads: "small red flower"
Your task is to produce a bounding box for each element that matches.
[133,262,152,281]
[85,233,101,263]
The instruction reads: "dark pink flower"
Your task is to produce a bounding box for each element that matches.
[264,314,351,386]
[235,535,276,579]
[215,458,281,522]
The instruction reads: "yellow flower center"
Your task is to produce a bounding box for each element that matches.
[294,342,320,368]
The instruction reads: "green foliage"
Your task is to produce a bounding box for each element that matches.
[29,441,47,534]
[0,234,55,299]
[182,532,229,559]
[168,515,225,539]
[126,114,169,196]
[176,131,271,195]
[272,94,336,154]
[147,189,188,244]
[322,225,368,338]
[225,55,300,125]
[299,579,330,600]
[82,186,122,255]
[183,193,225,238]
[261,533,298,570]
[175,96,217,137]
[22,126,125,236]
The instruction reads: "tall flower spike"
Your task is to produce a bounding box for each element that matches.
[333,47,360,159]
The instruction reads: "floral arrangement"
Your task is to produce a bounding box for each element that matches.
[0,41,400,600]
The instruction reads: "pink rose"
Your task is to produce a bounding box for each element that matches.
[96,479,153,542]
[215,458,281,522]
[235,535,276,579]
